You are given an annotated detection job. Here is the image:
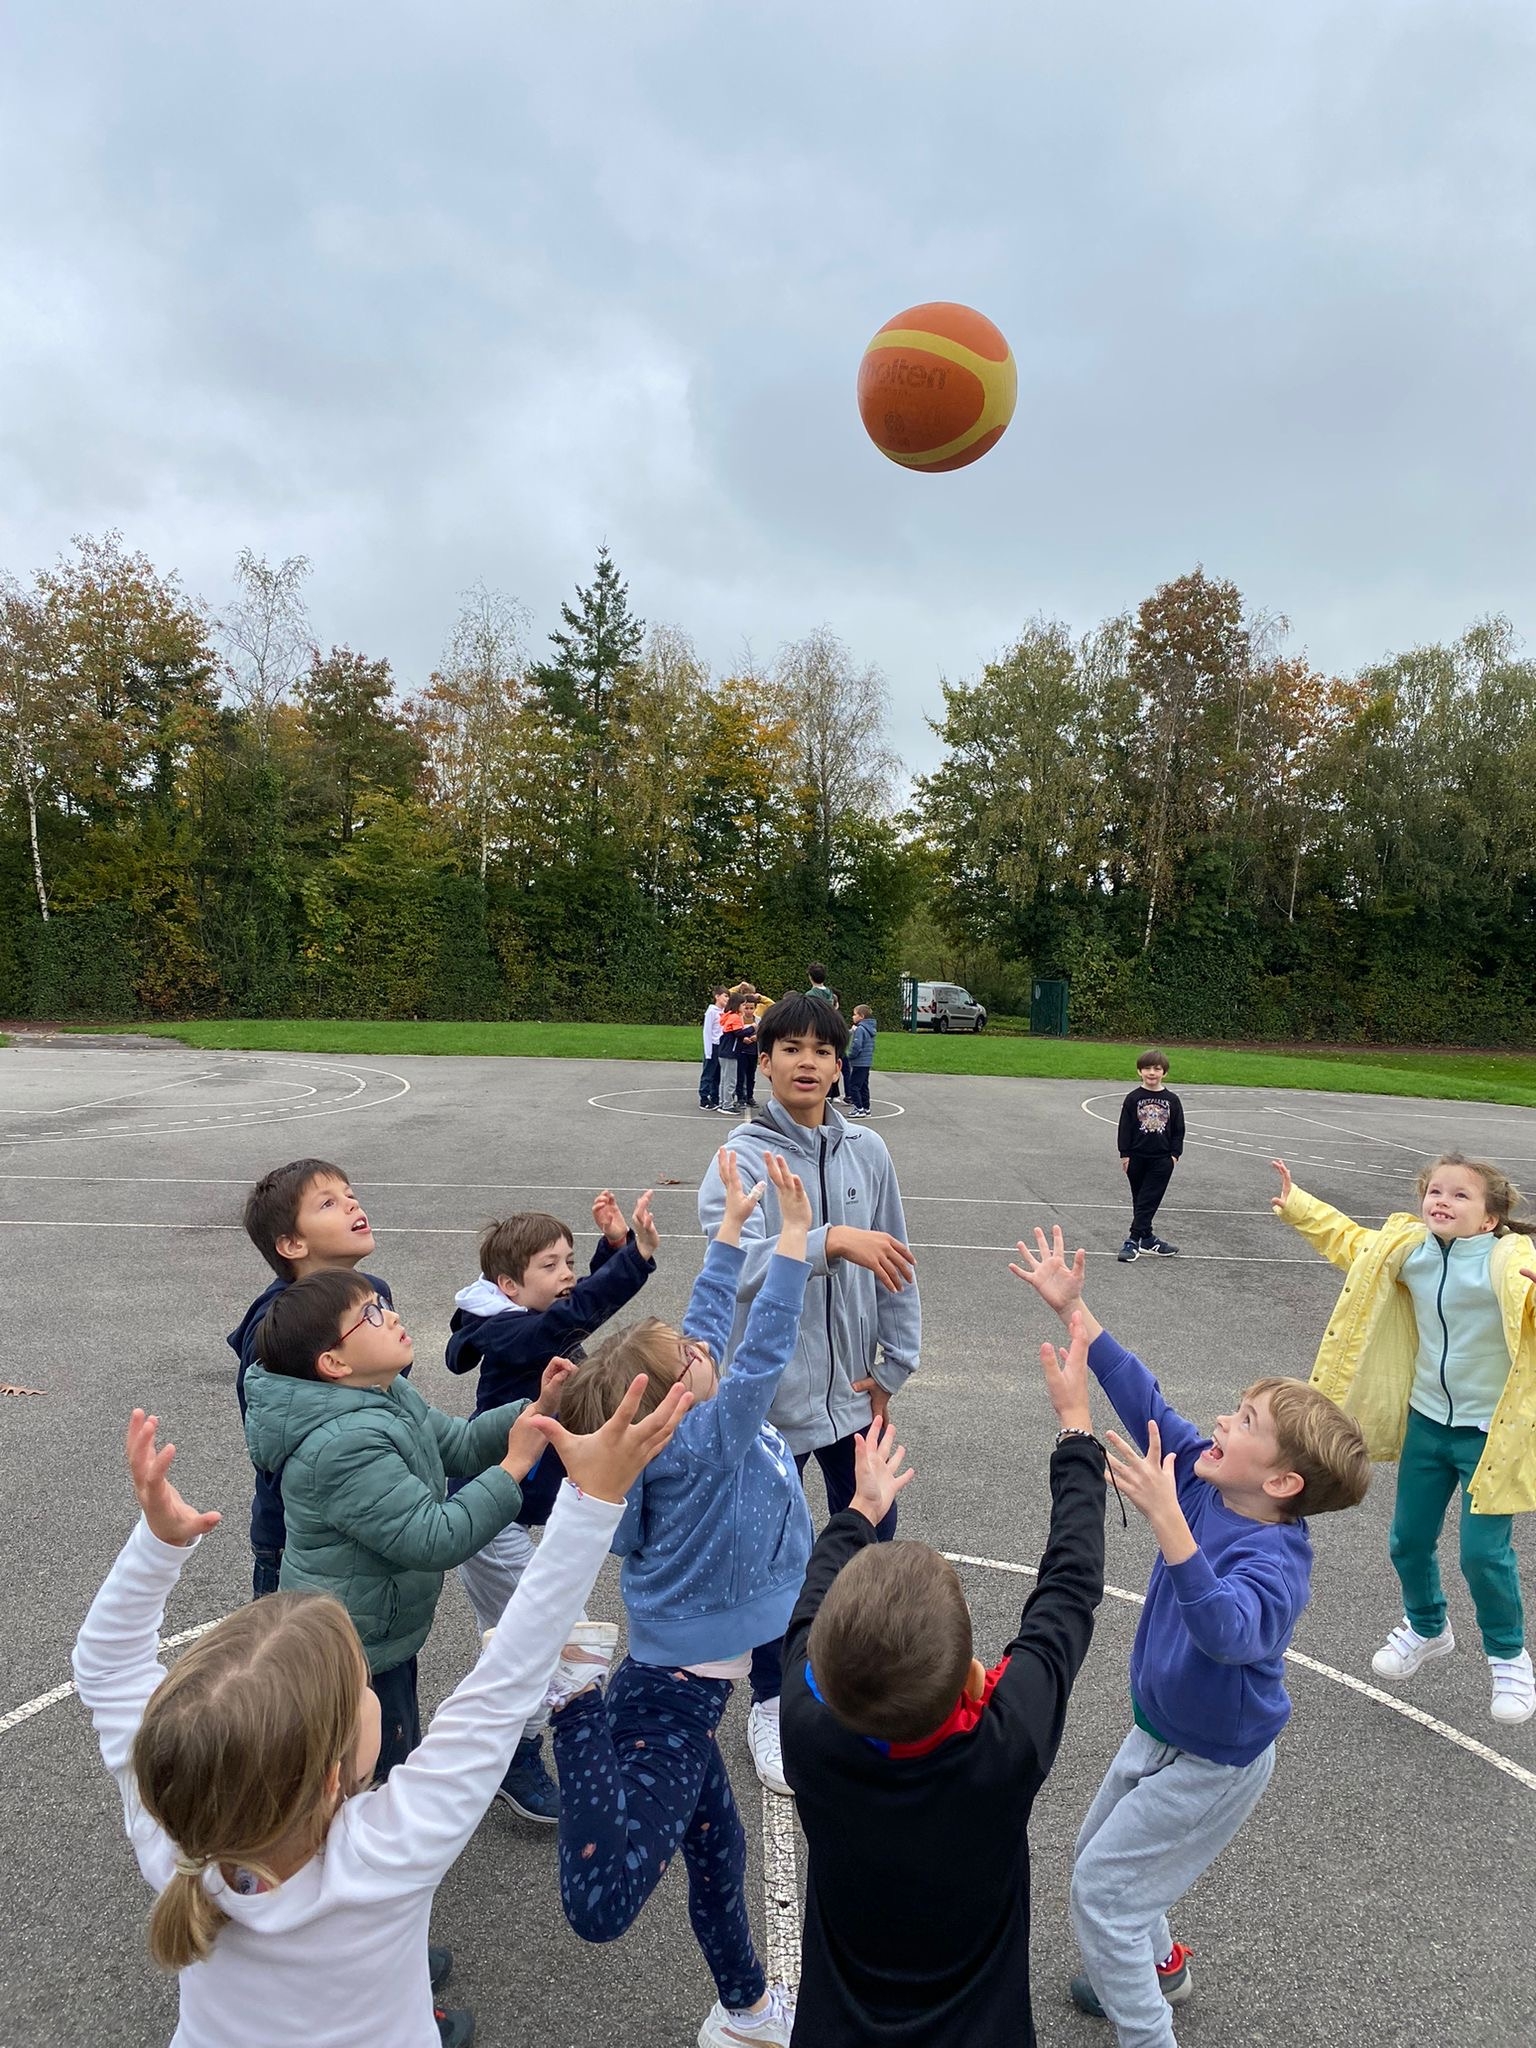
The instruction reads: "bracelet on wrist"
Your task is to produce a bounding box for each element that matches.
[1054,1425,1099,1448]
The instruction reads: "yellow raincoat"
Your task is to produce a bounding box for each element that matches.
[1277,1186,1536,1515]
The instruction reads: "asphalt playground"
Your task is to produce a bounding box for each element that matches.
[3,1037,1534,2047]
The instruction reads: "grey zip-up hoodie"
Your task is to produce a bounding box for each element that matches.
[698,1097,921,1455]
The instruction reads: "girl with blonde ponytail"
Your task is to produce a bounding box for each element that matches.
[74,1392,690,2047]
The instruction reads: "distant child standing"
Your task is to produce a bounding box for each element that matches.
[1014,1226,1370,2040]
[700,987,728,1111]
[716,995,745,1116]
[844,1005,876,1117]
[1117,1051,1185,1261]
[734,999,760,1110]
[549,1149,814,2048]
[228,1159,397,1600]
[1274,1151,1536,1724]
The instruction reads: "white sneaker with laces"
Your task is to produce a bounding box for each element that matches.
[1489,1649,1535,1725]
[484,1619,619,1718]
[747,1697,790,1795]
[1371,1619,1455,1680]
[698,1983,796,2046]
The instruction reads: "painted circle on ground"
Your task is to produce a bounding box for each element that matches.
[588,1087,904,1122]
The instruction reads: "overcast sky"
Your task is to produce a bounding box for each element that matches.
[3,2,1533,774]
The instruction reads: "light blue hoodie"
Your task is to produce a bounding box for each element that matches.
[698,1096,921,1454]
[615,1237,813,1667]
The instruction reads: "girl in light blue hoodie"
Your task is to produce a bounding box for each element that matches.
[548,1149,811,2048]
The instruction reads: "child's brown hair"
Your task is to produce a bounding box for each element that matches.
[1135,1049,1169,1074]
[242,1159,352,1281]
[1414,1153,1536,1238]
[1243,1377,1371,1518]
[479,1212,574,1287]
[133,1593,368,1970]
[807,1543,974,1743]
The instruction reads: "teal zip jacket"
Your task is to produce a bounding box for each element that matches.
[1400,1232,1509,1431]
[244,1366,527,1672]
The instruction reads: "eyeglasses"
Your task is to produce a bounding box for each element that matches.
[338,1300,387,1342]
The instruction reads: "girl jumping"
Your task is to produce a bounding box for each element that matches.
[1273,1151,1536,1724]
[549,1148,814,2048]
[73,1387,687,2048]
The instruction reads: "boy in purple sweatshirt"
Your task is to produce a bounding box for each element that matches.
[1012,1228,1369,2045]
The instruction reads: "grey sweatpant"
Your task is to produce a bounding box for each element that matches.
[1071,1726,1276,2047]
[458,1519,538,1635]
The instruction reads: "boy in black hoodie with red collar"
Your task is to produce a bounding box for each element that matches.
[779,1314,1106,2048]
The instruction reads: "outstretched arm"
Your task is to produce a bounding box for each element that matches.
[1270,1159,1376,1270]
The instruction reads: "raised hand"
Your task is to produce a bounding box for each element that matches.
[502,1403,552,1482]
[630,1189,660,1260]
[764,1150,812,1234]
[1104,1420,1191,1560]
[716,1149,767,1247]
[831,1227,916,1293]
[1038,1311,1094,1433]
[527,1375,694,1505]
[592,1189,628,1247]
[851,1414,915,1526]
[534,1356,577,1416]
[126,1410,222,1547]
[1270,1159,1293,1212]
[1010,1226,1087,1319]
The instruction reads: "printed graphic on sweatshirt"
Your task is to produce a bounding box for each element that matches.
[1137,1097,1172,1137]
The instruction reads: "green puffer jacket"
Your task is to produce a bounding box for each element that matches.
[244,1365,527,1672]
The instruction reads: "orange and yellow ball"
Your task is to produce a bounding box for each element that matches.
[857,301,1016,472]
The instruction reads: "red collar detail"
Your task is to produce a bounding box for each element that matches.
[883,1657,1010,1759]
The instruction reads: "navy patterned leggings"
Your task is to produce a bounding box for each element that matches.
[551,1657,765,2010]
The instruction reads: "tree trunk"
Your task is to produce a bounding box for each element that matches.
[23,765,49,921]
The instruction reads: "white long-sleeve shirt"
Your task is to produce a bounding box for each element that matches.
[72,1484,622,2048]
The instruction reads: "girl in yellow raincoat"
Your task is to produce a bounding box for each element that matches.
[1273,1151,1536,1727]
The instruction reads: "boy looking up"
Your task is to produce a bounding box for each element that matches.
[443,1189,658,1819]
[244,1269,558,1779]
[697,990,920,1793]
[781,1331,1108,2048]
[1012,1227,1370,2042]
[229,1159,395,1600]
[1117,1050,1185,1261]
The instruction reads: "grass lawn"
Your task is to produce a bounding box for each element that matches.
[71,1018,1536,1108]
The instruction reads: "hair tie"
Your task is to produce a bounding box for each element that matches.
[173,1852,210,1878]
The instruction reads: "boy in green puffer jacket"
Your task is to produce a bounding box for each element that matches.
[244,1267,563,1778]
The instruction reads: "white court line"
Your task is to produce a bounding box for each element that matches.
[942,1552,1536,1796]
[0,1621,219,1736]
[9,1069,228,1116]
[1265,1105,1451,1157]
[761,1788,802,1989]
[1080,1096,1414,1180]
[0,1057,411,1147]
[589,1088,905,1123]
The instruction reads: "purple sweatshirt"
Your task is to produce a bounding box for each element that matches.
[1089,1330,1313,1766]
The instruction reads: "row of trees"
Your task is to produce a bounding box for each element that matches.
[2,536,1533,1042]
[0,537,912,1023]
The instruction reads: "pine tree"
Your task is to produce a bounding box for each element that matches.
[531,545,644,738]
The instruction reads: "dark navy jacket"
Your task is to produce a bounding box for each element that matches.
[229,1270,396,1555]
[444,1235,654,1525]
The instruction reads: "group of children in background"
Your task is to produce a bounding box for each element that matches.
[74,1007,1536,2048]
[701,969,878,1118]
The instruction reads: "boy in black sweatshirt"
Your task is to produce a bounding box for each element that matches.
[1116,1048,1185,1261]
[229,1158,396,1600]
[779,1314,1107,2048]
[444,1187,658,1819]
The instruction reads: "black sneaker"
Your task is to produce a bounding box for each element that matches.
[494,1732,559,1823]
[435,2007,475,2048]
[1070,1943,1192,2019]
[1141,1237,1180,1257]
[429,1946,452,1994]
[1117,1238,1140,1263]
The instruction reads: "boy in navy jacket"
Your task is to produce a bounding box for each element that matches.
[229,1158,396,1600]
[443,1188,657,1819]
[1012,1227,1370,2040]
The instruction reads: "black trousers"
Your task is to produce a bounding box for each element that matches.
[1128,1154,1175,1242]
[370,1654,421,1780]
[749,1432,898,1703]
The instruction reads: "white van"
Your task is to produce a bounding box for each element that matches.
[912,982,988,1032]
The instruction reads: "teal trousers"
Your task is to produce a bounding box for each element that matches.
[1391,1408,1525,1659]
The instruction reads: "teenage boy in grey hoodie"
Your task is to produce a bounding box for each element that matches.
[698,990,920,1793]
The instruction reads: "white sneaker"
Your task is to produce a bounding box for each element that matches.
[483,1619,619,1717]
[698,1983,796,2046]
[747,1696,790,1796]
[1371,1619,1455,1680]
[1489,1649,1536,1725]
